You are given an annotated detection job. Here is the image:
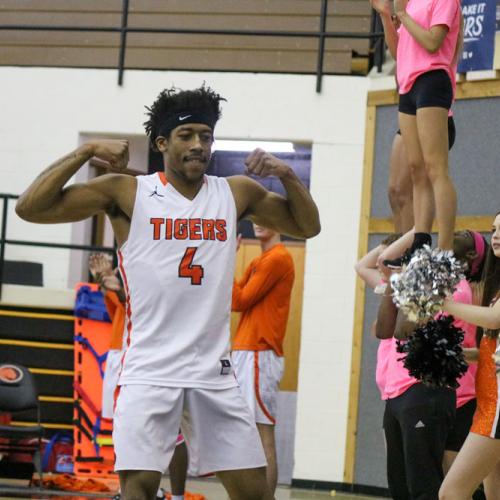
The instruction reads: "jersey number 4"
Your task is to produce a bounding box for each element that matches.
[179,247,204,285]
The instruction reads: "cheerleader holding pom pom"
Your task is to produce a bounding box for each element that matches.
[438,213,500,500]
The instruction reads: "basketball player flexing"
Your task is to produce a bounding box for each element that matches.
[15,86,321,500]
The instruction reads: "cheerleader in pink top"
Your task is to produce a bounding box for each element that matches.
[370,0,463,263]
[439,213,500,500]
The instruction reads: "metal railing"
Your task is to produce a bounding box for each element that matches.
[0,194,115,301]
[0,0,385,93]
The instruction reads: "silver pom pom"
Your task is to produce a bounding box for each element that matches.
[390,246,465,322]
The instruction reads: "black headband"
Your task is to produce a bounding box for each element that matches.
[158,110,217,138]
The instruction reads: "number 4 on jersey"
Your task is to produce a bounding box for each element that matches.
[179,247,204,285]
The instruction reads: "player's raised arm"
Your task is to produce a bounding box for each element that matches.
[370,0,399,59]
[15,140,134,224]
[228,149,320,239]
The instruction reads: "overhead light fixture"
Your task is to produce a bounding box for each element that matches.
[213,140,295,153]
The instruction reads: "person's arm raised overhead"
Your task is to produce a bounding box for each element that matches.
[355,244,387,289]
[16,140,134,224]
[370,0,399,59]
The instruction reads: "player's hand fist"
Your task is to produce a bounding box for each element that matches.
[89,140,129,171]
[244,149,291,179]
[100,270,122,292]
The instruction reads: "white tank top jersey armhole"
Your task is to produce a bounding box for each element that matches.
[116,172,238,389]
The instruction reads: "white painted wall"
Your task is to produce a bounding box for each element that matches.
[294,141,366,482]
[0,66,368,482]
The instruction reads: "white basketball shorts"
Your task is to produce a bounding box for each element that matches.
[232,350,284,425]
[113,385,267,475]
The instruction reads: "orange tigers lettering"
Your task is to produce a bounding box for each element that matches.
[150,218,227,241]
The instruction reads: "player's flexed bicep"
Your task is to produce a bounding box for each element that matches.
[38,174,135,223]
[227,149,321,239]
[15,140,135,224]
[230,178,306,238]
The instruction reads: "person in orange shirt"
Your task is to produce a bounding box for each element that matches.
[89,253,126,421]
[231,224,295,494]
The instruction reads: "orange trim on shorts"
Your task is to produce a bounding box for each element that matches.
[113,385,121,414]
[117,251,133,378]
[254,351,276,425]
[157,171,168,186]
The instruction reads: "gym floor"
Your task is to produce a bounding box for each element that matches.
[0,477,388,499]
[160,477,387,500]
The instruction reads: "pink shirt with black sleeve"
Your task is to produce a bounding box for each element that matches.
[397,0,461,96]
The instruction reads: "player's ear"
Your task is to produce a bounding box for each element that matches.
[156,136,169,152]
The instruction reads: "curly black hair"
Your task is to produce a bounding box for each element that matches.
[143,84,226,151]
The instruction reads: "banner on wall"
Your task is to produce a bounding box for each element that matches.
[458,0,496,72]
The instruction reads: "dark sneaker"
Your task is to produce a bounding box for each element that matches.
[383,248,413,269]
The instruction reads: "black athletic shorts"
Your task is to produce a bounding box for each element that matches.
[445,398,477,452]
[399,69,453,114]
[396,115,456,150]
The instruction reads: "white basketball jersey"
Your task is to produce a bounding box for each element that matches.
[117,172,237,389]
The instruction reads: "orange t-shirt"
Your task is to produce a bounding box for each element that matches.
[104,291,125,351]
[232,243,294,356]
